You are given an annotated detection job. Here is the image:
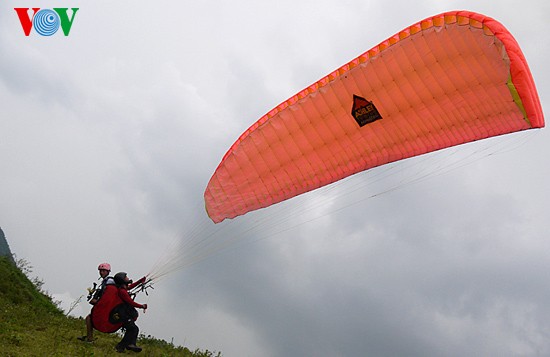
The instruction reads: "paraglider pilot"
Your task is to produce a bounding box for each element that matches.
[78,262,115,342]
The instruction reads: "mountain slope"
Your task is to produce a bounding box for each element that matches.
[0,256,220,356]
[0,227,15,264]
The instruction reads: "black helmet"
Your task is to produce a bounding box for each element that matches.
[114,272,128,286]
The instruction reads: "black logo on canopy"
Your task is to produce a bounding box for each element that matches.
[351,94,382,127]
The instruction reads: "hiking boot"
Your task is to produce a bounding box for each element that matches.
[115,344,126,353]
[77,336,94,343]
[126,344,143,352]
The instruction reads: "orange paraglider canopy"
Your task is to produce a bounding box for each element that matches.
[205,10,544,223]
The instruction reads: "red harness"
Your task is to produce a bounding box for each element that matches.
[90,285,132,333]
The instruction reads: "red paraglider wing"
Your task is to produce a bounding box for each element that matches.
[205,10,544,223]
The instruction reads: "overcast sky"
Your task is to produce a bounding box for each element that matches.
[1,1,549,356]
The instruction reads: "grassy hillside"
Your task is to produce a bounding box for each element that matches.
[0,256,221,356]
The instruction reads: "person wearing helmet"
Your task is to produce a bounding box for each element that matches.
[78,262,115,343]
[111,272,148,353]
[90,263,115,304]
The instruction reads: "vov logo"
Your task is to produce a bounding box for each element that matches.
[14,8,79,36]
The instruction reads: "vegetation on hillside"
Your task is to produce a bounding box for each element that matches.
[0,256,221,356]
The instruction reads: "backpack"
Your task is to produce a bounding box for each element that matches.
[91,276,115,301]
[109,303,139,324]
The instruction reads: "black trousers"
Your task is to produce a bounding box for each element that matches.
[118,320,139,347]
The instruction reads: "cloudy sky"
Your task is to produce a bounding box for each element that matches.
[1,1,549,356]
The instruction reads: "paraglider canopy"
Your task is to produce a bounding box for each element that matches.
[205,10,544,223]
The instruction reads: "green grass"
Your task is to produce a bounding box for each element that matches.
[0,257,221,356]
